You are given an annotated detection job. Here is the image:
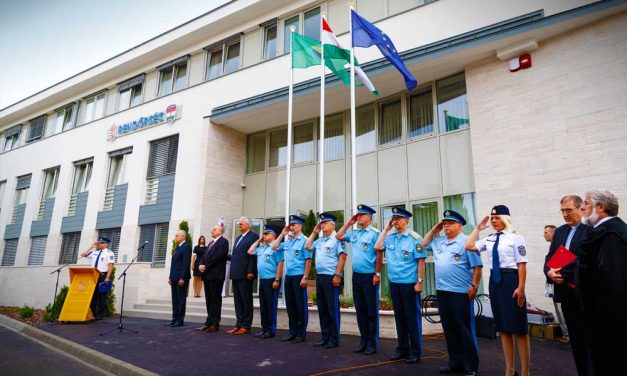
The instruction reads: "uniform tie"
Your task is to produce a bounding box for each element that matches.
[94,250,103,270]
[491,233,502,284]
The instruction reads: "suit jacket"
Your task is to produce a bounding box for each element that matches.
[169,242,192,281]
[544,222,591,303]
[200,236,229,281]
[229,231,260,280]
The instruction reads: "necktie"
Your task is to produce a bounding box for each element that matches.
[491,233,502,284]
[235,234,245,249]
[201,240,216,264]
[94,250,103,270]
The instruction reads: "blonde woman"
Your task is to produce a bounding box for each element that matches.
[466,205,530,376]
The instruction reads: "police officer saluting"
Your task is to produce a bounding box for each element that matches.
[423,210,482,376]
[79,237,115,320]
[247,225,284,339]
[374,207,426,364]
[336,204,381,355]
[271,215,311,344]
[306,212,347,349]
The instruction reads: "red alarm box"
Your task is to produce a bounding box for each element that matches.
[519,53,532,69]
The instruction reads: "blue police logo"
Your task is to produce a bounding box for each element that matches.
[295,250,300,256]
[416,245,422,251]
[480,244,487,252]
[362,243,368,250]
[403,251,409,259]
[325,247,331,254]
[445,211,451,216]
[454,254,461,261]
[351,235,357,242]
[265,255,271,260]
[518,245,527,256]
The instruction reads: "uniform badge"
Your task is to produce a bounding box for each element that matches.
[480,245,487,252]
[403,251,409,259]
[266,255,271,260]
[518,245,526,256]
[362,243,369,250]
[454,255,461,261]
[351,235,357,242]
[445,211,450,216]
[392,208,398,213]
[325,247,331,254]
[491,209,496,214]
[295,250,299,256]
[389,244,395,250]
[416,245,422,251]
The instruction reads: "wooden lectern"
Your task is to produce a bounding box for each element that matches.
[58,266,100,322]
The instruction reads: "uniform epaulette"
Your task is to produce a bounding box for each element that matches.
[409,231,421,240]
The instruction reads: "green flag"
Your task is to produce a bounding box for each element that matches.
[444,113,470,132]
[291,33,321,68]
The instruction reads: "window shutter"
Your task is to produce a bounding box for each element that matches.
[138,225,155,262]
[58,232,81,264]
[16,174,32,190]
[28,236,48,265]
[156,55,190,71]
[117,74,145,92]
[5,124,22,138]
[137,223,169,265]
[1,239,18,266]
[108,146,133,157]
[27,115,47,141]
[147,135,179,178]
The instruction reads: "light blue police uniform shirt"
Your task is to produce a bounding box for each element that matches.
[282,233,312,276]
[313,231,346,276]
[344,226,380,274]
[255,244,284,280]
[384,230,426,283]
[425,233,482,293]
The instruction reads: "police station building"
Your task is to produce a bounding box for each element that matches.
[1,0,626,328]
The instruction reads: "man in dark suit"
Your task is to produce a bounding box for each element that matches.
[166,230,192,327]
[197,224,230,332]
[226,217,260,335]
[544,195,592,375]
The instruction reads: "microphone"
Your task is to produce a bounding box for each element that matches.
[138,241,149,250]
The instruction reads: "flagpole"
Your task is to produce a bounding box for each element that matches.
[348,3,357,214]
[319,12,326,214]
[286,26,296,225]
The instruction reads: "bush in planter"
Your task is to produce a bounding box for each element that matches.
[339,295,354,309]
[17,305,35,319]
[104,267,117,317]
[310,291,317,306]
[379,296,393,310]
[171,220,193,255]
[43,285,69,322]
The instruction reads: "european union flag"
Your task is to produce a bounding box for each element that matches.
[351,9,417,91]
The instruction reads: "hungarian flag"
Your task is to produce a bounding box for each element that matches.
[322,19,378,95]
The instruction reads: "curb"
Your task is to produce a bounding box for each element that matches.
[0,314,157,376]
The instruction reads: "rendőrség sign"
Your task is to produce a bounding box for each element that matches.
[107,104,180,141]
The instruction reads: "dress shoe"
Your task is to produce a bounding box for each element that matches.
[253,331,265,337]
[206,326,219,332]
[291,336,305,344]
[171,322,184,328]
[313,339,328,347]
[464,372,477,376]
[233,328,250,335]
[353,345,366,353]
[226,327,240,334]
[163,321,175,327]
[389,352,409,360]
[440,366,463,374]
[261,333,275,339]
[363,347,376,355]
[323,343,338,349]
[405,355,420,364]
[196,325,209,332]
[281,335,295,342]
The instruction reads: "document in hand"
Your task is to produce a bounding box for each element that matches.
[546,245,577,269]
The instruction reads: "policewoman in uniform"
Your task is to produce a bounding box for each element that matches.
[79,237,115,320]
[466,205,530,376]
[423,210,482,376]
[306,212,347,349]
[336,204,381,355]
[271,215,312,344]
[374,207,426,364]
[248,225,284,339]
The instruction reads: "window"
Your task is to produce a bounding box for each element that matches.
[3,125,21,151]
[379,204,406,300]
[303,7,321,40]
[28,236,48,266]
[206,48,223,80]
[378,98,402,145]
[58,232,81,264]
[1,239,18,266]
[0,181,5,214]
[71,160,92,195]
[147,135,179,179]
[159,57,189,96]
[224,41,240,74]
[356,105,376,154]
[13,175,31,221]
[138,223,169,266]
[246,132,266,174]
[443,193,477,233]
[27,115,47,142]
[412,201,439,297]
[283,15,299,53]
[409,86,434,137]
[117,75,144,111]
[55,103,78,132]
[84,92,106,123]
[264,24,277,60]
[269,128,287,168]
[323,114,344,161]
[99,228,121,259]
[41,167,59,201]
[437,73,469,133]
[293,122,314,164]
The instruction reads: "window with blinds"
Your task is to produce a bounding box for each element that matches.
[323,114,344,161]
[138,223,169,266]
[98,228,121,259]
[378,98,402,145]
[412,201,439,297]
[409,86,434,137]
[246,132,266,173]
[356,104,376,154]
[437,73,469,133]
[293,122,314,164]
[58,232,81,264]
[1,239,18,266]
[27,115,47,142]
[146,135,179,178]
[28,236,48,265]
[269,128,287,168]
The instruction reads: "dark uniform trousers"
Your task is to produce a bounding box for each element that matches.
[560,296,594,376]
[316,274,341,345]
[437,290,479,373]
[90,273,107,319]
[171,280,189,324]
[259,279,280,335]
[353,272,379,349]
[232,279,254,329]
[203,280,224,327]
[285,275,308,338]
[390,282,423,357]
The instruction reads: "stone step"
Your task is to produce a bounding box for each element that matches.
[132,303,235,315]
[124,308,238,326]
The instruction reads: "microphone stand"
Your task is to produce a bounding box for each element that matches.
[49,260,74,323]
[100,242,147,336]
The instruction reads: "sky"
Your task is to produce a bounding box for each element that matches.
[0,0,229,109]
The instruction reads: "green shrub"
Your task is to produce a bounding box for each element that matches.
[339,295,354,308]
[43,285,69,322]
[304,210,318,280]
[105,267,116,317]
[310,291,317,305]
[17,305,35,319]
[171,220,193,255]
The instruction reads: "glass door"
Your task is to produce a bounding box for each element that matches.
[412,200,441,298]
[226,218,264,297]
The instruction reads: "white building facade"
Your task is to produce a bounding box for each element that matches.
[1,0,626,318]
